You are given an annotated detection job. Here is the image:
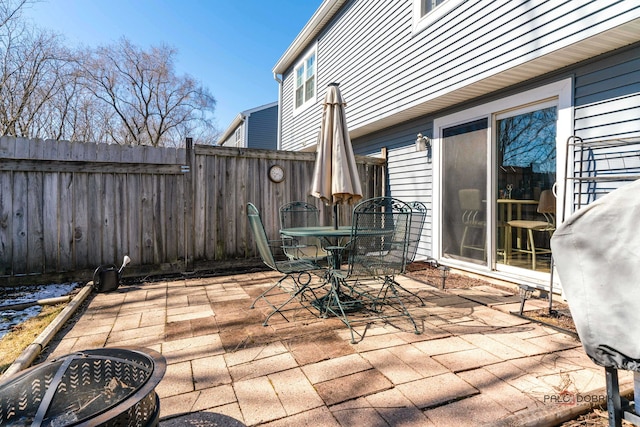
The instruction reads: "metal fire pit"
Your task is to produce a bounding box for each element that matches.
[0,347,166,427]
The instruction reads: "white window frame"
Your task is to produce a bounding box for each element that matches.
[431,78,573,276]
[293,46,317,115]
[234,128,242,147]
[412,0,460,34]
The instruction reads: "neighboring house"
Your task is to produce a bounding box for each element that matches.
[217,102,278,149]
[273,0,640,290]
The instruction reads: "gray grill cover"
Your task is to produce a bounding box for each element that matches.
[550,179,640,370]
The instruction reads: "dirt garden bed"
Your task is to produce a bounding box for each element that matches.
[404,262,579,335]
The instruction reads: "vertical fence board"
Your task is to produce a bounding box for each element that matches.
[58,173,74,271]
[176,174,186,263]
[59,140,73,161]
[43,139,57,160]
[203,154,215,259]
[214,155,226,259]
[0,172,13,275]
[29,139,45,160]
[43,173,59,273]
[262,177,274,237]
[235,156,249,258]
[221,156,236,259]
[0,136,15,158]
[27,172,44,273]
[86,173,102,266]
[114,174,128,263]
[73,173,89,269]
[243,159,259,257]
[165,175,178,262]
[193,152,207,260]
[14,138,29,159]
[102,173,117,264]
[182,143,193,269]
[130,145,144,163]
[141,174,154,265]
[153,175,165,264]
[127,174,142,266]
[12,172,28,274]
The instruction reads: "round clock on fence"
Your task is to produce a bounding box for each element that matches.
[269,164,285,183]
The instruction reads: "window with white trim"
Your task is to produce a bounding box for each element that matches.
[421,0,447,16]
[413,0,459,34]
[235,128,241,147]
[294,49,316,112]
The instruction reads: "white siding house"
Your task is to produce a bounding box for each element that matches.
[273,0,640,290]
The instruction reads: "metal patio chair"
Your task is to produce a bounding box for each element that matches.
[247,203,323,326]
[386,200,428,306]
[322,197,422,342]
[279,201,328,263]
[405,201,428,269]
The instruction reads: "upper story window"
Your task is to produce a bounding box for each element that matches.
[421,0,447,16]
[235,128,241,147]
[294,48,316,112]
[413,0,458,34]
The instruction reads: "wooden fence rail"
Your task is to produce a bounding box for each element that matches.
[0,137,385,285]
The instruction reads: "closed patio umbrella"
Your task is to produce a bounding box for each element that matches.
[311,83,363,228]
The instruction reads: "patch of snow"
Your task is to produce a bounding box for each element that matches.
[0,282,80,339]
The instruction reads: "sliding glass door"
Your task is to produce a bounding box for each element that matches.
[441,119,488,265]
[433,79,571,280]
[495,102,557,272]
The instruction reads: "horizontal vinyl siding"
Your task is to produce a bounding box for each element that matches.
[386,147,432,205]
[352,119,435,259]
[280,67,321,152]
[387,145,434,260]
[368,0,639,126]
[568,44,640,211]
[348,42,640,260]
[319,1,409,106]
[574,49,640,141]
[247,106,278,150]
[347,0,638,127]
[279,0,640,148]
[281,0,409,151]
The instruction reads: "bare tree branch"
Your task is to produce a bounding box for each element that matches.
[0,6,220,147]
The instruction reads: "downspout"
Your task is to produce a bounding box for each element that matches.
[243,112,250,147]
[273,72,283,150]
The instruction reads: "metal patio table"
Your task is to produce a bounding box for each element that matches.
[280,225,402,342]
[280,225,352,269]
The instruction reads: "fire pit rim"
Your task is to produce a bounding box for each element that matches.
[0,346,167,427]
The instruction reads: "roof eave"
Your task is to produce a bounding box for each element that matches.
[216,113,246,146]
[273,0,346,75]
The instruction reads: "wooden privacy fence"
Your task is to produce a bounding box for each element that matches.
[0,137,385,284]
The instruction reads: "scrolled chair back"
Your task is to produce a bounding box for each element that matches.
[348,197,412,277]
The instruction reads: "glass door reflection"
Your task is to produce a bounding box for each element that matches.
[495,103,557,272]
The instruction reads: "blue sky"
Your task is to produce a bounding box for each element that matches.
[23,0,322,133]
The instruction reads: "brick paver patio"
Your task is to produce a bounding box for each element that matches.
[43,270,632,426]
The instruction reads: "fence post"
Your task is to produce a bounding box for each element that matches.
[184,137,194,272]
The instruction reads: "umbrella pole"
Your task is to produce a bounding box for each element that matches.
[333,204,339,229]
